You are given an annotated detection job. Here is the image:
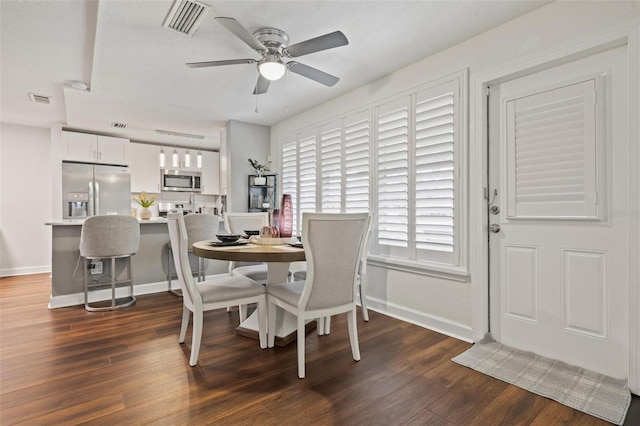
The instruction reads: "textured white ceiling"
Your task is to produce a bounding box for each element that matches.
[1,0,551,150]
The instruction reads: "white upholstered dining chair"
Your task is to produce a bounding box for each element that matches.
[267,212,370,378]
[167,213,267,366]
[167,213,220,294]
[292,214,372,333]
[224,212,270,283]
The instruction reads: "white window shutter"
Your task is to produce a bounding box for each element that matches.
[320,122,342,213]
[344,111,370,213]
[506,79,597,218]
[415,84,455,253]
[376,98,410,249]
[298,133,317,218]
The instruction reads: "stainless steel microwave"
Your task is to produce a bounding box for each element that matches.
[161,169,201,192]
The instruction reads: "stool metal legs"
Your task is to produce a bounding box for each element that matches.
[84,255,136,312]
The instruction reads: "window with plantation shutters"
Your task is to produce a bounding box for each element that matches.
[414,84,456,255]
[281,141,298,233]
[280,71,466,270]
[376,98,409,251]
[320,123,342,213]
[344,112,370,213]
[298,134,317,223]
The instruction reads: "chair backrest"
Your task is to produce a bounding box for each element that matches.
[183,213,220,249]
[359,215,373,275]
[167,213,200,308]
[300,213,370,311]
[224,212,269,234]
[80,215,140,258]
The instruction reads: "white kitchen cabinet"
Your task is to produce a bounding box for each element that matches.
[61,131,129,165]
[200,151,220,195]
[130,143,161,193]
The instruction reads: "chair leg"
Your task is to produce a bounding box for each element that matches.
[317,318,325,336]
[325,316,332,334]
[179,306,190,343]
[189,309,203,366]
[239,304,248,322]
[360,273,369,322]
[111,257,117,309]
[347,308,361,362]
[167,246,172,291]
[256,296,267,349]
[83,258,89,310]
[297,316,306,379]
[267,299,276,348]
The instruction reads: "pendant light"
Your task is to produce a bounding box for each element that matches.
[184,150,191,168]
[172,149,179,168]
[159,147,166,168]
[197,151,202,168]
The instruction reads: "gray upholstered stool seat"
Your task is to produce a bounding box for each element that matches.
[79,215,140,311]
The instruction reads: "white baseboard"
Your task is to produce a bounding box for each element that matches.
[362,295,474,343]
[1,266,51,278]
[48,273,231,309]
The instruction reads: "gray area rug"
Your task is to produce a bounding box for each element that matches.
[452,334,631,425]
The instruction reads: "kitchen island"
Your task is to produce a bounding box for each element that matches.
[45,217,228,308]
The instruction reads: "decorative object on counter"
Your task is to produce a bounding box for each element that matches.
[248,158,270,185]
[279,194,293,237]
[132,191,156,220]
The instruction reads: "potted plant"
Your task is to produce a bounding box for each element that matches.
[132,191,156,220]
[248,158,270,185]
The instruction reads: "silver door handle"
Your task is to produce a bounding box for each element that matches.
[489,224,501,233]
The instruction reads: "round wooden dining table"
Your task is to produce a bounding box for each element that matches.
[192,239,309,346]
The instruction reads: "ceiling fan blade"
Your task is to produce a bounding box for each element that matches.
[284,31,348,58]
[215,17,267,53]
[253,74,271,95]
[287,62,340,87]
[186,59,256,68]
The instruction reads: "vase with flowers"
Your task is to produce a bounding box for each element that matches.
[248,158,270,185]
[132,191,156,220]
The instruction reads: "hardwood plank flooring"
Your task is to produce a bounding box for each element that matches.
[1,273,638,425]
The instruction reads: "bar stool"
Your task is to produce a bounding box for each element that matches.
[79,215,140,311]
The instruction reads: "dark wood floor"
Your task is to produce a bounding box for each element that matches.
[1,274,638,425]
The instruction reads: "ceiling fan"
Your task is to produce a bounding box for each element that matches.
[186,17,349,95]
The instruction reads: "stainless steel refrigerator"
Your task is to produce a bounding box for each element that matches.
[62,162,131,219]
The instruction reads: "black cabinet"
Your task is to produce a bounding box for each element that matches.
[248,174,277,213]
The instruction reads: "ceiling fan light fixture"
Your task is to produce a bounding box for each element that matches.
[258,56,286,81]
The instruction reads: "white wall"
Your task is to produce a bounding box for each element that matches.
[225,120,271,213]
[0,123,52,276]
[271,1,640,341]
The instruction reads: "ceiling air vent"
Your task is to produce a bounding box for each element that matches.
[28,93,51,104]
[112,122,128,129]
[163,0,211,36]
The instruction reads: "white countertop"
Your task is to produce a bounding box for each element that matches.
[46,217,168,226]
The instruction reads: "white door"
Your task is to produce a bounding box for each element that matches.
[488,45,630,379]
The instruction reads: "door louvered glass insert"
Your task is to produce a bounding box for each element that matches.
[345,112,370,213]
[298,134,317,220]
[506,79,598,218]
[415,85,455,253]
[281,141,298,233]
[320,123,342,213]
[376,98,409,250]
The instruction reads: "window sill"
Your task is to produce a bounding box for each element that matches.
[367,255,470,282]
